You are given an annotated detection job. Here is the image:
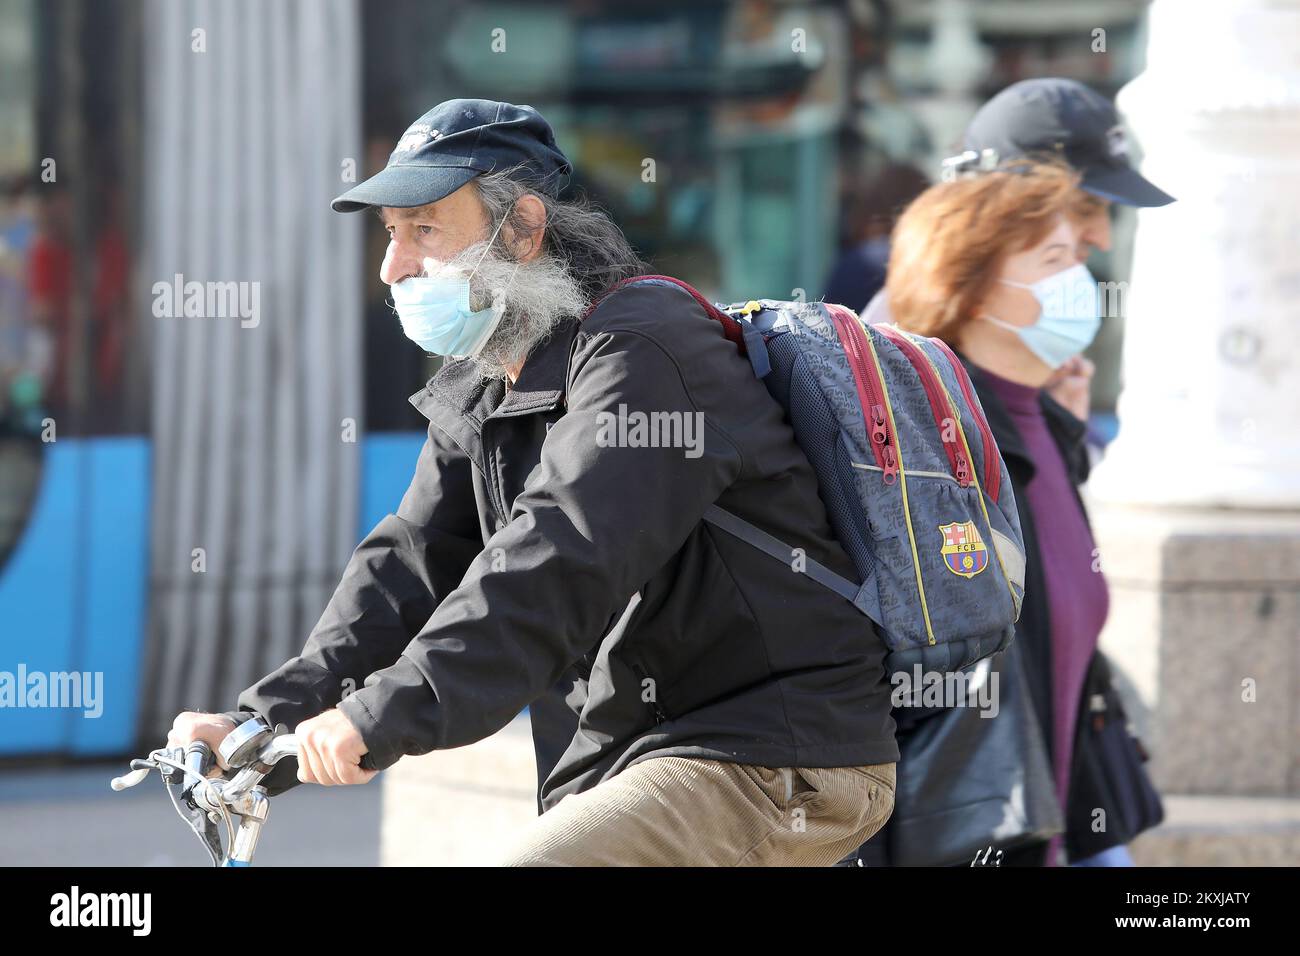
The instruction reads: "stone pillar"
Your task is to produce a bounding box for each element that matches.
[1090,0,1300,508]
[1086,0,1300,864]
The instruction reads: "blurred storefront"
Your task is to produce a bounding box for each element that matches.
[0,0,148,758]
[359,0,1152,429]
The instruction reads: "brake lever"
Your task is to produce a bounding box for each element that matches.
[160,746,186,786]
[163,770,225,867]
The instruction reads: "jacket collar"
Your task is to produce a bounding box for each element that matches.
[1040,388,1092,486]
[492,316,580,419]
[1039,389,1088,447]
[960,355,1033,481]
[408,317,580,429]
[959,351,1091,488]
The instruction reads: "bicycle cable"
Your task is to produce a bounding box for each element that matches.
[150,749,237,863]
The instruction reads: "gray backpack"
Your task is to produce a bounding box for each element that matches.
[620,276,1026,677]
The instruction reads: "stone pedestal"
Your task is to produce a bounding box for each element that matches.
[378,716,536,867]
[1129,795,1300,867]
[1091,502,1300,864]
[1092,504,1300,798]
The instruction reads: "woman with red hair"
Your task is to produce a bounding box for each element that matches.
[853,161,1159,867]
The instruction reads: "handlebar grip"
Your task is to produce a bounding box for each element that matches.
[182,741,215,797]
[111,768,151,791]
[186,740,215,777]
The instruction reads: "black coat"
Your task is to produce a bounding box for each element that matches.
[964,360,1089,789]
[964,358,1145,863]
[226,281,899,808]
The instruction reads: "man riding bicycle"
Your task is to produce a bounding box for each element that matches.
[171,98,898,866]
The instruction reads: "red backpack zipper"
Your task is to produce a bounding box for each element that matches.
[874,324,972,488]
[927,336,1001,504]
[825,304,897,484]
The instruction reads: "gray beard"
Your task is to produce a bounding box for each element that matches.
[444,241,589,382]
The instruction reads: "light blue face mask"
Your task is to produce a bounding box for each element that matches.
[389,213,519,359]
[980,262,1101,370]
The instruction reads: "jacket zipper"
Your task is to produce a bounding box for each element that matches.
[927,336,1002,504]
[631,662,668,724]
[476,420,511,527]
[827,304,897,484]
[875,324,972,488]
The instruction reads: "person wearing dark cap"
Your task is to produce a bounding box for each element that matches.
[946,77,1176,422]
[949,76,1174,259]
[169,98,900,865]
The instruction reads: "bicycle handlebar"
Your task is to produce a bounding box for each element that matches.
[110,766,151,791]
[111,723,298,795]
[111,716,379,866]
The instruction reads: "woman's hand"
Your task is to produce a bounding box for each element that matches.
[1045,355,1094,421]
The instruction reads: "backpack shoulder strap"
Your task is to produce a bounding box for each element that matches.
[587,275,772,377]
[702,504,868,610]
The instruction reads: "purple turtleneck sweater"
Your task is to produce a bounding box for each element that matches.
[981,370,1110,865]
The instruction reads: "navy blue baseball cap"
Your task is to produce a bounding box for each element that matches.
[331,98,572,213]
[955,78,1174,207]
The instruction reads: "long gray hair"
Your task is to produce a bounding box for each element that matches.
[473,168,647,304]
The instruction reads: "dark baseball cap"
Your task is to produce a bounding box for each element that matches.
[331,98,572,213]
[957,78,1174,207]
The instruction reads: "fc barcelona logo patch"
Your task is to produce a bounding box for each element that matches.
[939,521,989,578]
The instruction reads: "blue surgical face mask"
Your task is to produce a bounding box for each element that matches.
[980,262,1101,370]
[389,213,519,359]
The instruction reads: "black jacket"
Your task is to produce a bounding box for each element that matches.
[227,281,899,809]
[963,359,1090,779]
[964,358,1143,862]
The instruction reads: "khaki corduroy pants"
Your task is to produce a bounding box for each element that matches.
[501,757,896,867]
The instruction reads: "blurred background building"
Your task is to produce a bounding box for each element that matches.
[0,0,1294,865]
